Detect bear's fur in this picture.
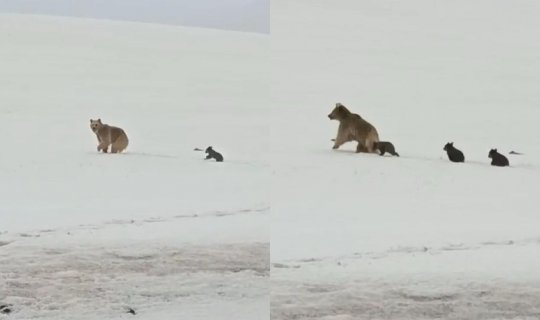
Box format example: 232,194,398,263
328,103,379,153
90,119,129,153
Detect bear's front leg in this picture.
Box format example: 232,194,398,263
333,136,346,149
98,141,109,153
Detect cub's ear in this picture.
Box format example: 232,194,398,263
90,119,92,122
98,118,102,123
450,142,454,145
494,148,497,152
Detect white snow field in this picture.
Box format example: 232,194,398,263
0,14,269,319
271,0,540,319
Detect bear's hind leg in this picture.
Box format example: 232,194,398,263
356,142,368,153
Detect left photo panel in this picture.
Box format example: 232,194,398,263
0,1,269,318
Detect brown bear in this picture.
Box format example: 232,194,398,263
90,119,129,153
328,103,379,153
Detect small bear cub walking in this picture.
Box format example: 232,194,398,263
373,141,399,157
205,146,223,162
443,142,465,163
90,119,129,153
488,149,509,167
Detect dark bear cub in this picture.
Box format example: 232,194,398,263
443,142,465,163
205,146,223,162
373,141,399,157
489,149,509,167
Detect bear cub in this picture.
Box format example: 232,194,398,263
489,149,509,167
373,141,399,157
443,142,465,163
205,146,224,162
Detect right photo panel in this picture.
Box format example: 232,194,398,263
271,0,540,319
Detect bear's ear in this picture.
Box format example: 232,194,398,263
90,119,92,122
494,148,497,152
98,119,102,124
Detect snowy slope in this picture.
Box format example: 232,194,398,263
270,0,540,319
0,14,269,319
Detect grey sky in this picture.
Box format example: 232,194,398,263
0,0,269,33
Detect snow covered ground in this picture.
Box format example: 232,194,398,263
270,0,540,319
0,14,269,319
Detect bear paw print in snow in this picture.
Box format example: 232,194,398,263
0,304,12,314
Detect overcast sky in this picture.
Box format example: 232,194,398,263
0,0,269,33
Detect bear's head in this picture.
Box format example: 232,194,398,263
488,148,497,158
90,119,103,132
443,142,453,151
328,103,350,120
